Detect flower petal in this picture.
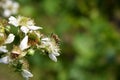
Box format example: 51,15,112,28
5,34,15,44
0,46,8,53
19,35,29,51
53,52,60,56
0,56,9,64
8,16,19,27
41,37,50,42
12,2,19,14
49,54,57,62
20,26,29,34
21,69,33,79
3,9,11,17
28,26,42,30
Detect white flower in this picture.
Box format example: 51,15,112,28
40,37,60,62
0,56,10,64
5,33,15,44
2,0,19,17
0,46,8,53
21,69,33,80
19,35,29,51
8,16,42,34
8,16,19,26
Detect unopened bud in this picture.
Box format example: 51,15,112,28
27,49,35,56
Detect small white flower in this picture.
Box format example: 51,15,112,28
2,0,19,17
19,35,29,51
0,46,8,53
5,33,15,44
8,16,42,34
40,37,60,62
8,16,19,27
0,56,10,64
21,69,33,80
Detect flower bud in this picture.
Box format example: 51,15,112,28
27,49,35,56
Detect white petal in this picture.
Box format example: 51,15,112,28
0,56,9,64
0,46,8,53
28,26,42,30
5,34,15,44
21,69,33,79
20,26,29,34
3,9,11,17
12,2,19,14
41,38,50,41
49,54,57,62
8,16,19,27
19,36,29,51
53,53,60,56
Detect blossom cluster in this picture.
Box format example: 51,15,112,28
0,16,60,80
0,0,19,17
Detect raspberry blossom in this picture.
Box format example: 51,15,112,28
0,15,60,80
0,0,19,17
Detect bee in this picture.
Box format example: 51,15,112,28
51,33,60,44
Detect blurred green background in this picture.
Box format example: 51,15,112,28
1,0,120,80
